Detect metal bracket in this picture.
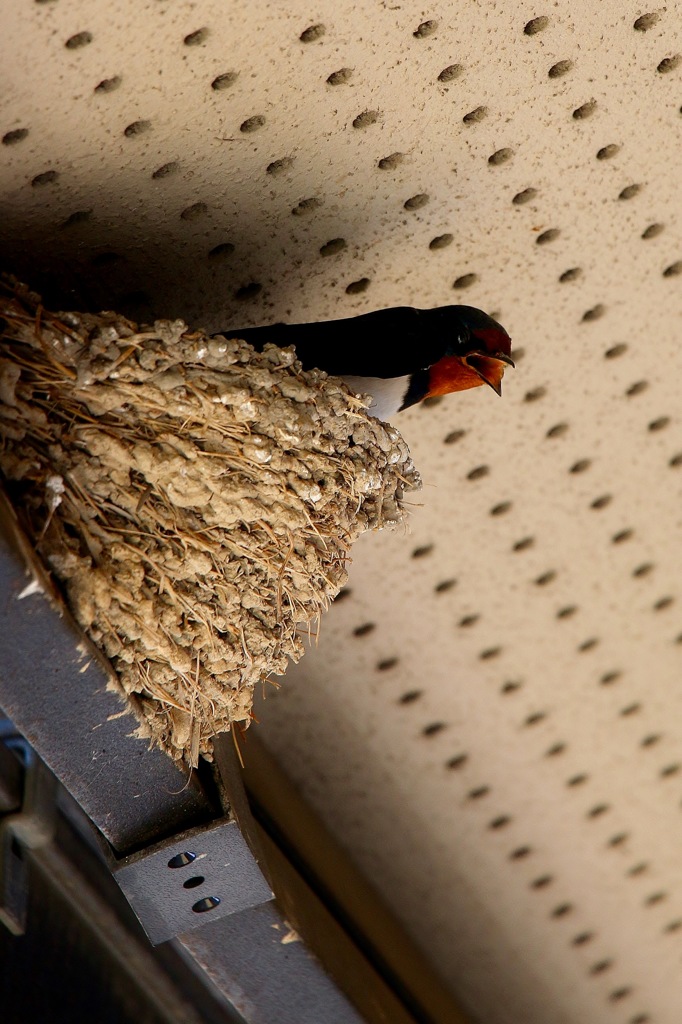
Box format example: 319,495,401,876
114,817,273,946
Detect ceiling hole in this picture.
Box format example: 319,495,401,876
320,238,346,256
547,423,569,438
649,415,670,431
300,23,325,42
336,587,352,601
664,919,682,933
61,210,92,228
479,646,501,660
444,429,466,444
353,622,375,637
620,702,641,716
628,862,648,876
459,614,480,628
531,874,553,889
660,762,681,777
605,342,627,358
619,183,642,200
468,785,490,799
489,815,512,829
546,742,567,757
423,722,447,737
208,242,235,260
510,845,532,859
435,579,456,594
548,60,572,77
211,72,238,90
490,501,512,516
501,680,522,694
567,773,588,786
327,68,353,85
591,494,612,509
453,273,479,289
467,465,489,480
612,528,634,544
582,304,605,322
654,596,674,611
377,657,398,671
513,537,534,552
536,228,560,244
292,197,322,216
578,637,599,652
124,120,151,138
641,223,664,239
590,959,613,975
535,570,556,586
378,152,404,170
572,931,595,946
463,106,488,124
180,202,208,220
600,670,622,685
240,115,265,133
489,148,514,166
557,606,577,619
430,233,453,250
183,876,205,889
670,453,682,467
570,458,591,474
634,12,660,30
663,261,682,277
438,64,463,82
65,31,93,49
152,161,179,179
573,100,597,119
31,170,59,187
552,903,573,918
633,562,654,578
629,1015,650,1024
645,891,667,906
404,193,429,211
400,690,422,704
588,803,610,818
346,278,371,294
446,753,468,769
609,832,629,847
559,267,581,282
513,187,537,205
641,733,661,747
657,55,681,73
3,128,29,145
353,110,380,129
596,143,620,160
525,386,546,402
267,157,294,176
184,28,209,46
524,16,549,35
525,711,547,726
414,20,438,38
412,544,433,558
234,283,262,301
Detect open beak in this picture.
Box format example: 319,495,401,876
465,350,515,396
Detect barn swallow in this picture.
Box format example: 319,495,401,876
223,304,513,420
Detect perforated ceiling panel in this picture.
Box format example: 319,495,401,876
3,2,682,1022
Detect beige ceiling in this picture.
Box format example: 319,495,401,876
2,2,682,1022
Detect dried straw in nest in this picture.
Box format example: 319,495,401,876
0,276,420,764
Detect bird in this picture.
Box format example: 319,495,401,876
222,304,513,421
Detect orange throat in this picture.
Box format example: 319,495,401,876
427,354,489,396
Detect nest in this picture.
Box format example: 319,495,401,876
0,276,420,763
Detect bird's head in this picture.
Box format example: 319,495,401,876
427,305,514,398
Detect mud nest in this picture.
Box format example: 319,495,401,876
0,276,420,763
